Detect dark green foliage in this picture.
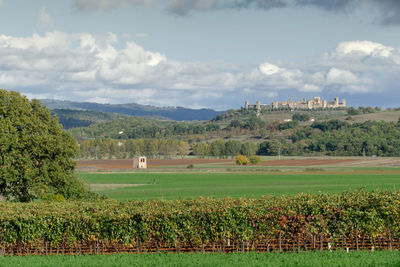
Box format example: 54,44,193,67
240,142,257,157
258,140,281,156
347,107,360,116
277,120,298,130
205,123,220,131
210,139,226,157
225,140,242,157
41,99,223,121
190,118,400,157
311,120,348,132
51,109,126,129
229,119,241,128
357,106,380,114
243,116,266,130
292,120,400,156
292,112,310,122
0,90,89,201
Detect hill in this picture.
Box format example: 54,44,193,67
345,109,400,123
68,107,400,142
41,99,224,121
51,109,128,129
212,108,400,127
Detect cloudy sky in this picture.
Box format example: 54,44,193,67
1,0,400,110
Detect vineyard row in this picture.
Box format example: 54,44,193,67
0,190,399,254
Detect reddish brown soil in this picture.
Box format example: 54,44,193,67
222,159,359,167
76,158,364,171
77,158,234,170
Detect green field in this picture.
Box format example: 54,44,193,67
1,251,399,267
80,171,400,201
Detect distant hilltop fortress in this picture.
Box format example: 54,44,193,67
245,97,346,111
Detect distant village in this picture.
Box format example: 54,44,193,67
245,97,346,112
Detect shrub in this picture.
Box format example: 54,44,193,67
187,164,194,169
347,107,360,115
235,155,249,165
249,155,262,165
292,113,310,122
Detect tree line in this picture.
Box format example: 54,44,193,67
79,138,190,159
70,117,221,142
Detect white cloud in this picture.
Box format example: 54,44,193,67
326,68,359,85
0,31,399,108
259,63,280,75
336,40,393,58
0,31,241,107
39,6,53,28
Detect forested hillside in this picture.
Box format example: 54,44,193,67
52,109,128,129
69,116,214,141
41,99,224,121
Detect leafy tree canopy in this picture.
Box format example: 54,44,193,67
0,90,89,202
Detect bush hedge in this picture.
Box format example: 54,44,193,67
0,190,399,247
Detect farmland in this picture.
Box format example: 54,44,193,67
78,157,400,201
1,158,399,266
80,171,400,201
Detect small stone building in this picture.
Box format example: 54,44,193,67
133,156,147,169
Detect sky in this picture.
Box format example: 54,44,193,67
0,0,400,110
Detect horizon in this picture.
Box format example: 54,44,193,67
40,96,396,112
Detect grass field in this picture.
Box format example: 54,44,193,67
1,251,399,267
80,171,400,201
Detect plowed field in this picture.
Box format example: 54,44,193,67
76,157,400,171
224,159,359,166
77,158,233,171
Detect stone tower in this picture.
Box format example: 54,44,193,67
334,97,339,107
133,156,147,169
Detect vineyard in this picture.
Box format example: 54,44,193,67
0,190,399,255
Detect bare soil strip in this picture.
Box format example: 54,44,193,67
220,159,359,167
77,157,400,171
77,159,233,170
88,184,148,191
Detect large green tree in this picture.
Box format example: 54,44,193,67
0,90,88,202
